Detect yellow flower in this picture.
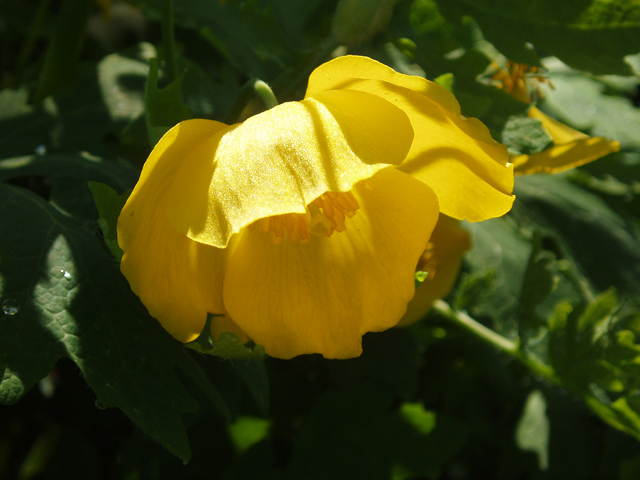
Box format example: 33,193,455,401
512,106,620,175
490,60,620,175
399,61,620,328
398,215,472,327
490,61,554,104
117,55,514,359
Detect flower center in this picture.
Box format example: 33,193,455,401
489,60,554,104
250,191,361,245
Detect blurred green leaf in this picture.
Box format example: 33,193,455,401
138,0,294,80
31,0,93,102
227,416,271,455
463,217,531,329
517,233,560,335
145,57,192,146
501,116,553,156
540,57,640,150
88,182,130,261
515,389,549,471
281,386,467,480
0,181,229,463
0,154,138,224
234,361,270,416
513,174,640,297
327,329,423,398
0,44,153,160
435,0,640,75
453,269,495,312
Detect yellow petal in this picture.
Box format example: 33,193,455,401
118,119,230,343
306,55,461,115
351,79,514,222
513,107,621,175
222,167,439,359
527,106,587,144
397,216,471,327
165,92,414,248
307,56,514,222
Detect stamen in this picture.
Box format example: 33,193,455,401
489,60,554,104
251,190,363,244
416,242,438,279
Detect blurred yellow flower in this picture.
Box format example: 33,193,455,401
490,61,554,104
398,215,472,327
400,60,620,328
512,106,620,175
117,55,513,359
490,60,620,175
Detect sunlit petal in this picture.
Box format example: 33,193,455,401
118,120,230,342
165,95,413,248
513,107,620,175
222,168,439,359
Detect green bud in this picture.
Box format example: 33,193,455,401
331,0,394,46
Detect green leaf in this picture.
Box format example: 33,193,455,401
88,182,130,261
539,58,640,150
434,72,454,92
0,182,230,463
227,416,271,455
187,331,266,361
0,44,153,161
453,269,496,312
281,386,468,480
31,0,93,102
515,390,549,471
501,116,553,156
463,217,532,329
138,0,294,79
327,329,423,398
234,361,270,416
513,175,640,297
145,58,192,147
435,0,640,75
0,154,139,225
517,232,560,333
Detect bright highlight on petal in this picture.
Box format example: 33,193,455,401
512,107,620,175
308,56,515,222
118,55,515,359
223,168,439,359
165,94,411,248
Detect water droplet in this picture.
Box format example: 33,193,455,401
586,105,596,115
2,299,20,316
95,399,106,410
62,270,72,280
35,144,47,155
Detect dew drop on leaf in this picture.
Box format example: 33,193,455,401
2,299,20,316
35,144,47,155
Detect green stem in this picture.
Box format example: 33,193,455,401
253,80,279,109
162,0,179,84
432,299,560,383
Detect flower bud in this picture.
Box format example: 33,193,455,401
331,0,394,45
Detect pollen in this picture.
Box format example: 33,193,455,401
490,60,554,104
250,191,361,244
